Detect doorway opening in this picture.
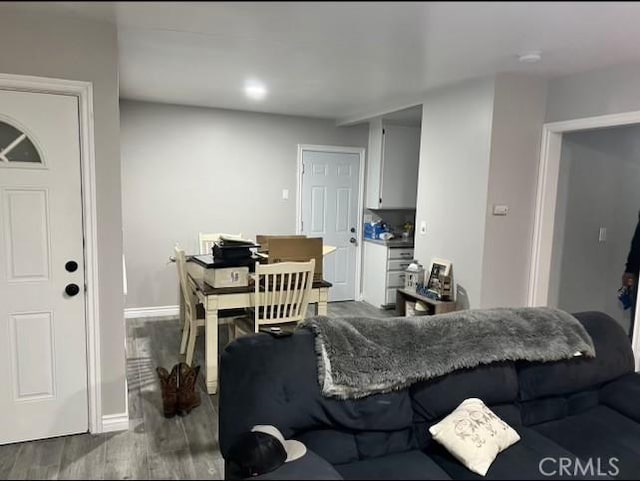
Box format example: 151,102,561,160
529,111,640,369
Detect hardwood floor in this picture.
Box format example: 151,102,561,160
0,301,393,480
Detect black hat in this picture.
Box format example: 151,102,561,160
226,425,307,478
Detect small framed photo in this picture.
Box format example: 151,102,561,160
427,258,451,290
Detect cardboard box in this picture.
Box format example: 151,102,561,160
255,235,306,253
267,237,323,281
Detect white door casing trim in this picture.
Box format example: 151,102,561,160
296,145,366,301
0,73,104,433
528,109,640,370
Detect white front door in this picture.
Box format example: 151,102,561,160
301,149,361,302
0,89,88,444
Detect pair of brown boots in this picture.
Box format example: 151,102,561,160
156,363,201,418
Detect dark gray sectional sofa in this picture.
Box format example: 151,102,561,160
219,312,640,479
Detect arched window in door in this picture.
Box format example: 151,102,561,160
0,120,42,164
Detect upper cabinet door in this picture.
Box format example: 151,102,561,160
379,125,421,209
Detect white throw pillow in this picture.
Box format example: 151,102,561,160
429,398,520,476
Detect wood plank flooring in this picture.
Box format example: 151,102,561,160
0,301,393,479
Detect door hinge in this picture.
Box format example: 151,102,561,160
382,128,385,135
301,220,304,231
301,163,305,174
379,197,383,205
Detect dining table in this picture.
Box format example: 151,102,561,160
184,259,331,394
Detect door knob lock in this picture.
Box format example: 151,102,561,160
65,283,80,297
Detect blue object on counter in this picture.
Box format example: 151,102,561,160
618,285,633,310
364,222,388,240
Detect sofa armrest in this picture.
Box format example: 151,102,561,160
227,450,343,480
600,372,640,423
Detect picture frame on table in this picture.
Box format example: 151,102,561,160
427,258,451,289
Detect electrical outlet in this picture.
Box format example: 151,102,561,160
420,221,427,235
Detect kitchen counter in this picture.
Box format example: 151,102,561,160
363,237,415,248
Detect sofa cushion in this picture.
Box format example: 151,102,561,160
295,427,420,466
249,450,344,480
410,362,519,422
354,429,419,461
600,373,640,423
334,450,451,480
428,426,597,480
295,430,359,465
533,405,640,479
220,331,414,456
520,389,600,426
518,312,634,401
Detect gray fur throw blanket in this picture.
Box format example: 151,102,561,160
298,307,595,399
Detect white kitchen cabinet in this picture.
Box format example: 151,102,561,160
362,241,414,308
366,121,421,209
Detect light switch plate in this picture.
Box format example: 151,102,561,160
282,189,289,200
599,227,607,243
493,204,509,216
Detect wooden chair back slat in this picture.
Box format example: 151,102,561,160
253,260,315,329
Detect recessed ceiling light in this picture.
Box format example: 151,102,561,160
518,51,542,64
245,81,267,100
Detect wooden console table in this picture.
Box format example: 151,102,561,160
395,288,457,316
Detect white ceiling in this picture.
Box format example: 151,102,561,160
6,2,640,122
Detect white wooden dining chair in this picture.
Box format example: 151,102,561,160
198,232,242,255
235,259,315,337
175,244,245,365
175,245,203,366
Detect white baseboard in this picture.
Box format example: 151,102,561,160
101,412,130,433
124,305,179,319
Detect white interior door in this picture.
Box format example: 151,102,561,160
301,149,361,302
0,89,88,444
